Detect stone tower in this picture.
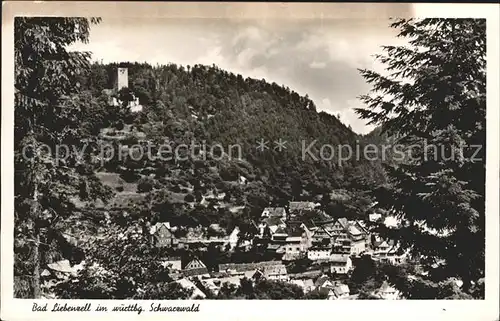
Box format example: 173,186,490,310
117,67,128,90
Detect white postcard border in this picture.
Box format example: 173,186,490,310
2,2,499,321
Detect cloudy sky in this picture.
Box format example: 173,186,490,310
73,16,406,134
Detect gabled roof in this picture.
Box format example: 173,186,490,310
318,287,334,296
264,216,285,227
377,241,389,248
336,218,349,228
377,281,398,293
348,225,362,236
262,207,286,217
150,222,171,235
289,201,317,211
185,258,207,270
314,274,331,288
175,279,207,299
260,264,288,277
301,220,317,229
330,254,349,263
350,220,369,234
274,226,288,235
286,221,305,237
332,284,350,296
312,226,332,238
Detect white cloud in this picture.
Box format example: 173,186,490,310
309,61,326,69
73,18,401,134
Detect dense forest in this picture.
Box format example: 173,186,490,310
68,60,388,232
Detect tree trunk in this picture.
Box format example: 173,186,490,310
32,183,42,299
33,230,41,298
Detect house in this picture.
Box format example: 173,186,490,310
183,258,209,276
369,213,382,222
228,226,240,250
318,287,337,300
175,278,207,299
329,218,370,255
218,261,283,276
332,233,352,255
331,283,350,299
371,281,401,300
314,274,334,290
161,257,182,271
282,239,303,261
307,246,331,261
373,239,390,254
311,226,333,247
200,279,221,296
328,218,348,235
185,258,207,270
252,264,288,281
288,201,317,213
150,222,177,248
261,207,287,220
349,220,369,235
300,220,318,233
258,216,286,238
289,279,315,293
329,254,352,274
314,277,350,300
286,221,313,250
372,239,406,265
272,226,289,242
347,223,368,255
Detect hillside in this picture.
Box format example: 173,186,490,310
74,62,387,232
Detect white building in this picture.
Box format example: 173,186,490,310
228,227,240,250
371,281,401,300
307,247,331,261
329,254,352,274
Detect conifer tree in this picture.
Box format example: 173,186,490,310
356,18,486,298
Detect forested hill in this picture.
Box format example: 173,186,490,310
75,62,386,229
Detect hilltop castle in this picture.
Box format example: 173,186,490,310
110,67,142,112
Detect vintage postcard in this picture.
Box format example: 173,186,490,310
1,2,499,321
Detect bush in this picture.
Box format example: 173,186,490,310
116,186,124,192
115,120,124,130
120,171,140,183
137,177,155,193
184,194,195,202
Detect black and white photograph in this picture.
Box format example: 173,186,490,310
2,2,499,320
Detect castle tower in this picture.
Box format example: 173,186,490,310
117,67,128,90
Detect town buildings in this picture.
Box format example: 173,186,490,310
141,200,406,300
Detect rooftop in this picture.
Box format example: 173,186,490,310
289,201,317,211
150,222,171,235
262,207,286,217
330,254,349,263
